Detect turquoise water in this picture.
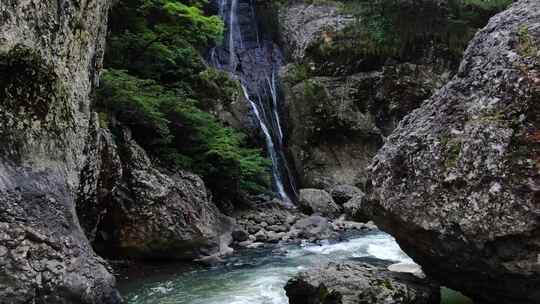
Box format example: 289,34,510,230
442,287,474,304
118,231,472,304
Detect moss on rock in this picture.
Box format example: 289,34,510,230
0,45,71,160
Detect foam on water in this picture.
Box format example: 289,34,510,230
121,231,414,304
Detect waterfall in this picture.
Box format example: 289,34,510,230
211,0,296,204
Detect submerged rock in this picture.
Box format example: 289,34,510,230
285,261,440,304
367,1,540,303
0,0,120,302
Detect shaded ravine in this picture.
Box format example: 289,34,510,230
210,0,296,203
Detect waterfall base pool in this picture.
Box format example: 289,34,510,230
116,231,472,304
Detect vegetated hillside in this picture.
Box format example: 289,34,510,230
98,0,272,205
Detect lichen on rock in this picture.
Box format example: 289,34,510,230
366,0,540,303
0,0,118,302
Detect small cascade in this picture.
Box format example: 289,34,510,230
210,0,296,204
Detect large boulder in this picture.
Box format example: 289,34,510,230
367,1,540,303
77,127,233,260
285,261,440,304
0,1,120,303
343,193,371,223
290,215,335,241
298,189,342,218
330,184,364,205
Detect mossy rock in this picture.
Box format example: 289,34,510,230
0,45,71,160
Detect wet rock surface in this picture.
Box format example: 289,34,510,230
0,1,120,303
233,205,376,248
285,260,440,304
367,1,540,303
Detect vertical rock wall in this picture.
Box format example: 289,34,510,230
0,1,120,303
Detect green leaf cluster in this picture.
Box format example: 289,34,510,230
105,0,223,88
99,70,270,196
337,0,514,62
99,0,271,198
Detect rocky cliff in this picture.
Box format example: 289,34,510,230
367,0,540,303
0,0,120,303
77,123,234,260
278,0,455,190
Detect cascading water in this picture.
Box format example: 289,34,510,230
210,0,296,204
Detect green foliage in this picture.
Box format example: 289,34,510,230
335,0,514,64
196,68,241,108
462,0,513,11
100,0,271,199
283,64,311,85
105,0,223,86
518,26,539,59
98,70,173,147
98,70,270,195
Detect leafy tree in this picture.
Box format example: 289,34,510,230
98,69,270,197
99,0,271,201
338,0,514,61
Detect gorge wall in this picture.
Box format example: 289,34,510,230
366,0,540,303
277,0,458,190
0,0,120,303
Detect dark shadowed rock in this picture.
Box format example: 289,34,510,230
285,261,440,304
279,0,454,190
367,1,540,303
232,228,250,242
343,193,372,223
77,128,233,260
330,185,363,205
298,189,342,218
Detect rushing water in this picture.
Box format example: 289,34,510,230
119,231,413,304
210,0,296,204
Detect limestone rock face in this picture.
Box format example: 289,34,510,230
278,1,453,190
285,261,440,304
367,1,540,303
77,127,234,260
0,1,120,303
278,2,353,62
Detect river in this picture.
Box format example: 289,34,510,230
117,230,472,304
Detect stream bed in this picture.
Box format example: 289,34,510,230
117,230,472,304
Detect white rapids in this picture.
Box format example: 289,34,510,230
121,231,413,304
